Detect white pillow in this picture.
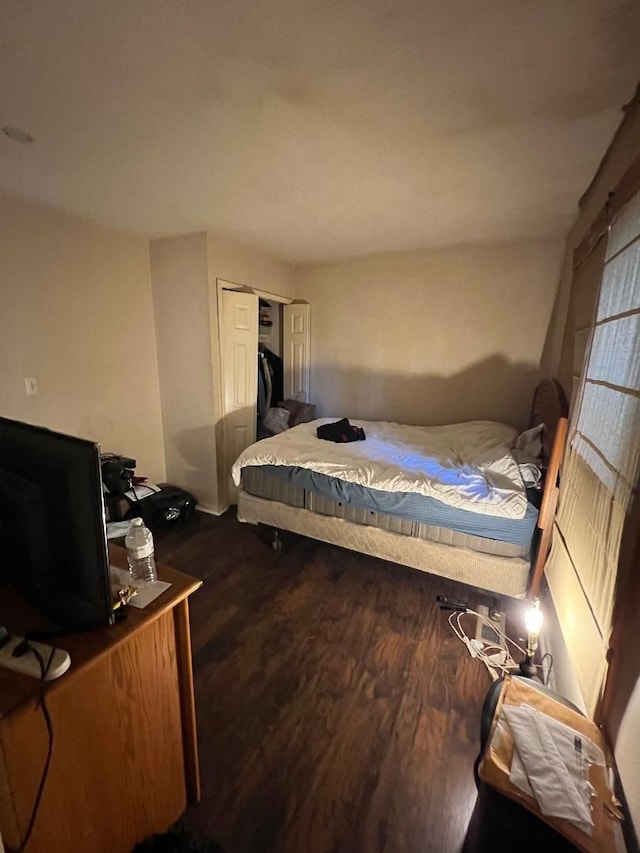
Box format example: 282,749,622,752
262,406,290,435
514,423,544,460
515,457,542,487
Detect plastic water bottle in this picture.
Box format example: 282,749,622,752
125,517,157,583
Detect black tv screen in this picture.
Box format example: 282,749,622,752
0,416,114,631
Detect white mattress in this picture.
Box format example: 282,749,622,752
241,465,528,558
233,418,527,519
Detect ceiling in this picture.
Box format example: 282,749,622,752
1,1,640,264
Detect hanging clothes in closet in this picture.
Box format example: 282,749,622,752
257,345,285,438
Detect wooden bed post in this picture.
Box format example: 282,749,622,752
528,416,568,599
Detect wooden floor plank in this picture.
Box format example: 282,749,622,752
154,510,513,853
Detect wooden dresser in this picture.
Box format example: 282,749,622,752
0,547,201,853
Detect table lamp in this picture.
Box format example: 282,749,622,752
519,597,543,678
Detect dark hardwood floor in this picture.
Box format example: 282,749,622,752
154,510,518,853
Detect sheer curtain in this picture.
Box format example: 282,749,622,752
547,189,640,715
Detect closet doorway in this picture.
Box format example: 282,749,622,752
218,280,310,504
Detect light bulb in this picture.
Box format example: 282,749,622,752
524,598,544,637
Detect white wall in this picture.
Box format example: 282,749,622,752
616,679,640,834
0,192,166,482
296,237,564,428
149,233,216,508
150,230,295,512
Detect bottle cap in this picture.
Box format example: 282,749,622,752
130,517,143,527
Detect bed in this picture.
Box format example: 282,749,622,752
233,380,568,599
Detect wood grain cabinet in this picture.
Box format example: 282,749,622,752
0,549,201,853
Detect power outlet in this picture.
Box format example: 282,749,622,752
24,377,38,396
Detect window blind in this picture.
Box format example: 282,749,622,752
547,189,640,715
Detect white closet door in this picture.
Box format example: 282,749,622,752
283,303,311,402
220,290,258,501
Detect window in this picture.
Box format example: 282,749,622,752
547,189,640,714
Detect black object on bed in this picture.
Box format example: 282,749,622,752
316,418,366,442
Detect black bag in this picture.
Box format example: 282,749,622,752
146,484,197,527
123,484,197,529
101,456,135,495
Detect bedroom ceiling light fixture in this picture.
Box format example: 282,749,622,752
2,125,34,143
519,598,544,678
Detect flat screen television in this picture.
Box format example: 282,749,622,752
0,416,115,632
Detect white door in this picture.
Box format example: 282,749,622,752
283,303,311,402
220,290,258,502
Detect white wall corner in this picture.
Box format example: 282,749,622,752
538,588,588,715
197,503,228,517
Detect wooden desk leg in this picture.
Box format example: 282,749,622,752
173,598,201,804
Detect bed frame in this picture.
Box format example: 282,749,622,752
237,379,568,600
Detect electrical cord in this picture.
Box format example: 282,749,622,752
447,611,516,681
448,607,527,657
541,651,554,687
6,641,56,853
464,607,527,657
446,609,548,682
